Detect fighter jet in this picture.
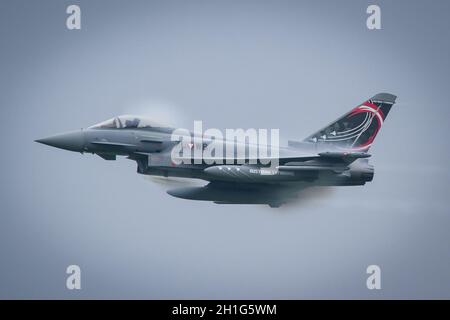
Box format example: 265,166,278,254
36,93,397,207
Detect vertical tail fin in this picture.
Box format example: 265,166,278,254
303,93,397,152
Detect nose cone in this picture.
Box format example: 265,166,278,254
35,130,85,152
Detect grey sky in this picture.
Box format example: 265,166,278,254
1,0,450,298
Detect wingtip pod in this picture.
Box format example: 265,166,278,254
318,151,371,159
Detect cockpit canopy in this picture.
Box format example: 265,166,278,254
89,115,164,129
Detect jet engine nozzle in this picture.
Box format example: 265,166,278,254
350,163,374,182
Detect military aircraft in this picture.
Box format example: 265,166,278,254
36,93,397,207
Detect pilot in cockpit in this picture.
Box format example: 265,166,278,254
124,118,139,128
88,115,167,130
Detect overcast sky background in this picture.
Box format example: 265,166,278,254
1,0,450,298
